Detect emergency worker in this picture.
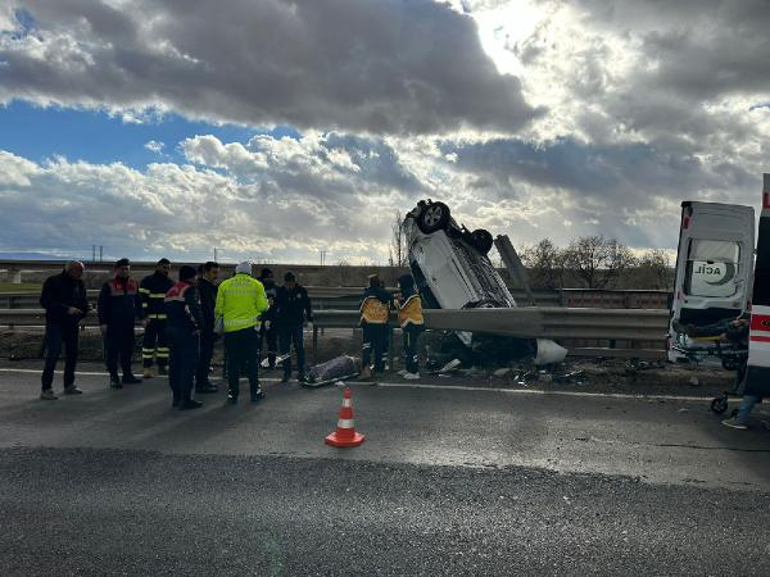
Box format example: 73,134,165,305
139,258,173,378
165,265,204,410
195,261,220,394
397,274,424,380
214,261,269,403
98,258,143,388
359,274,394,379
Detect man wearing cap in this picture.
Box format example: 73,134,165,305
139,258,173,378
38,261,90,400
195,261,220,394
214,261,269,403
165,266,205,410
274,271,313,383
98,258,144,388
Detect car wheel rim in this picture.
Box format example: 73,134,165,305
424,206,443,226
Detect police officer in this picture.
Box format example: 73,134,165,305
98,258,143,389
165,265,204,410
274,271,313,383
214,261,269,403
397,274,424,380
195,261,220,394
258,267,279,370
359,274,394,379
139,258,173,378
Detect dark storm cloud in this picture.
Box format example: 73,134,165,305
0,0,540,134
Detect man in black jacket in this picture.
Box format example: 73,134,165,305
139,258,173,378
258,267,279,370
195,261,220,393
274,272,313,383
39,261,90,400
166,266,205,410
98,258,143,389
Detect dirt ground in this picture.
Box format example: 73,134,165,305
0,328,737,399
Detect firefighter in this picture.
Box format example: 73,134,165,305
214,261,269,404
98,258,143,388
195,261,220,394
359,274,394,379
397,274,424,380
274,271,313,383
139,258,173,378
165,265,205,410
258,267,279,370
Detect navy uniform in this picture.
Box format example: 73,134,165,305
165,266,204,409
397,275,425,377
139,264,173,376
98,259,143,387
359,276,393,377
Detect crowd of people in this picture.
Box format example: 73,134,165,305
37,259,425,409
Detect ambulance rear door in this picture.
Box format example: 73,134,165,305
668,201,755,361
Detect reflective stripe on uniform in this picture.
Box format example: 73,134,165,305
139,288,150,294
149,293,166,298
147,314,168,319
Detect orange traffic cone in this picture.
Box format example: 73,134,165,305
325,388,365,448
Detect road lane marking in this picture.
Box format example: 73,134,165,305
0,368,713,402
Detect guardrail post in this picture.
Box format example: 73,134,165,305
9,268,22,284
312,324,319,364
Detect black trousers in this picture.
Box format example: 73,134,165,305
167,326,199,402
106,320,135,379
41,322,79,390
196,329,216,387
402,324,424,374
224,327,260,397
259,323,278,367
279,324,305,377
362,322,386,373
142,319,169,368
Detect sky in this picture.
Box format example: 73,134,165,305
0,0,768,264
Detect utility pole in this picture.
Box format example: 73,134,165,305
92,245,96,263
320,250,327,266
99,245,103,263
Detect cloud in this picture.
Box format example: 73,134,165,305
144,140,165,154
0,0,540,134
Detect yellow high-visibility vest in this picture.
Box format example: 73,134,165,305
360,296,389,324
214,273,268,333
398,294,424,328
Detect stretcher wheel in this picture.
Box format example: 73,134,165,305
710,397,728,414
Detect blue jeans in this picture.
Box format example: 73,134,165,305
737,395,761,422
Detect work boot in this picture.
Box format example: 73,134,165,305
250,389,266,403
158,365,168,376
142,367,154,379
227,391,238,404
63,385,83,395
109,377,123,389
40,389,58,400
122,374,141,384
722,417,749,430
195,382,219,394
172,396,180,408
178,399,203,411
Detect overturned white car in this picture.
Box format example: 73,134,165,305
404,199,566,365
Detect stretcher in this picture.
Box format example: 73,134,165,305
670,333,748,414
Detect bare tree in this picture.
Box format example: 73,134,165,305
388,210,408,268
520,238,566,289
562,235,636,289
636,249,672,289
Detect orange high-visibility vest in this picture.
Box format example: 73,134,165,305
398,294,424,328
360,296,389,324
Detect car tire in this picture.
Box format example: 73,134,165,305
471,229,494,255
417,202,451,234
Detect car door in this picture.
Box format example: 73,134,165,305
668,201,755,361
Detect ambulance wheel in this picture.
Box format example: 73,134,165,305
417,202,450,234
471,229,494,255
710,397,728,414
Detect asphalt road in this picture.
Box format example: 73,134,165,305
1,368,769,576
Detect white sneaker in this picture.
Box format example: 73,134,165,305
403,372,420,380
397,369,407,377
